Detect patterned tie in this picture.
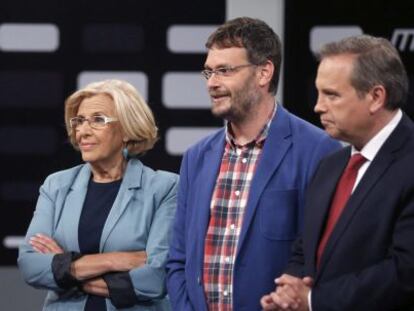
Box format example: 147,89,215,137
316,153,367,268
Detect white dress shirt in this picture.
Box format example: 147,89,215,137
351,109,402,191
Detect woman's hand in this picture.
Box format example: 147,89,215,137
29,233,147,281
108,251,147,271
82,277,109,297
29,234,64,254
71,251,147,281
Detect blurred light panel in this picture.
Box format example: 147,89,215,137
163,72,210,108
166,127,220,155
77,71,148,101
310,26,363,55
167,25,218,53
0,23,59,52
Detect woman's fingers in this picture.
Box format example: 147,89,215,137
29,234,64,254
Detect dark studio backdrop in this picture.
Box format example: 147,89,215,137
284,0,414,125
0,0,226,266
0,0,413,269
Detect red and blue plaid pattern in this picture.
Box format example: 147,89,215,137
203,116,272,311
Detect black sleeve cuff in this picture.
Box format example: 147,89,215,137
103,272,139,308
51,252,83,289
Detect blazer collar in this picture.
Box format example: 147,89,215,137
194,131,226,259
193,106,293,264
61,159,143,252
307,148,349,273
237,105,293,255
71,158,143,191
55,164,90,252
100,159,143,250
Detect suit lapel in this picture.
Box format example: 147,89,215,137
57,164,91,252
307,149,350,273
318,116,412,273
194,132,226,258
100,159,142,251
236,106,292,254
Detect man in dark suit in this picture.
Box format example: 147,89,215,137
166,17,340,311
261,35,414,311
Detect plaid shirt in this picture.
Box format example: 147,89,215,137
203,106,275,311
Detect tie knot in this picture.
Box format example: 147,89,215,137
347,153,366,172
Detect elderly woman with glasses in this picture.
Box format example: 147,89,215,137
18,79,177,311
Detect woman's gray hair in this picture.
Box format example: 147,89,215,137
65,79,158,155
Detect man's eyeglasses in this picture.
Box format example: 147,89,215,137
69,115,118,129
201,64,256,80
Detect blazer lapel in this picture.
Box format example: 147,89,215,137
307,149,350,273
236,106,292,254
57,164,91,252
318,116,412,273
100,159,142,251
194,132,226,258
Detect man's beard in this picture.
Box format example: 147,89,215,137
210,77,259,123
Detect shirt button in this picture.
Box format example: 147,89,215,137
230,224,236,230
236,149,242,155
242,158,247,163
225,256,231,263
235,190,240,196
223,290,229,296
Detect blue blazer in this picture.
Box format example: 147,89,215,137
166,105,341,311
18,158,178,311
286,114,414,311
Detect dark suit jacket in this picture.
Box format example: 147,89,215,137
166,105,341,311
286,114,414,311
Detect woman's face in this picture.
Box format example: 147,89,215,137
74,94,125,168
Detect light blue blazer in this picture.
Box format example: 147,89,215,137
18,158,178,311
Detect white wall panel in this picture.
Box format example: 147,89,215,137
77,71,148,101
163,72,210,108
167,25,218,53
166,127,220,155
0,23,59,52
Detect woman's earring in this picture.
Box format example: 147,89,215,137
122,147,129,159
122,139,129,159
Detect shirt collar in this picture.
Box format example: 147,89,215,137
225,103,277,148
352,109,402,161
